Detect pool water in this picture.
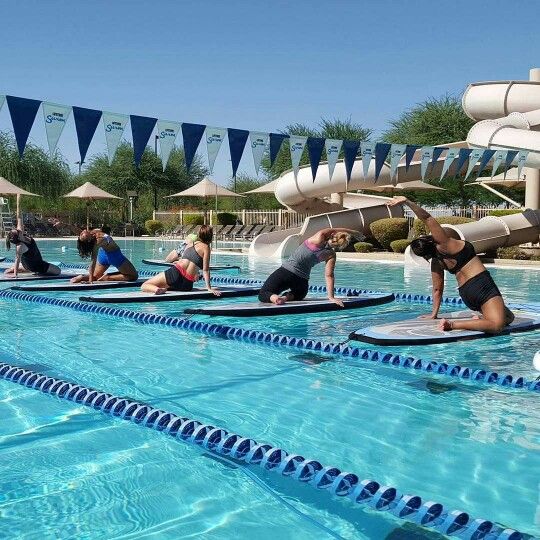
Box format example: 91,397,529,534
0,239,539,539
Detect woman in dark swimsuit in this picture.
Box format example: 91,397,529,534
141,225,220,296
387,196,514,334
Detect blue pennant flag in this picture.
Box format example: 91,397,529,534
306,137,325,181
130,115,157,168
504,150,519,179
343,140,360,182
6,95,42,157
475,149,496,178
430,146,446,174
269,133,288,166
374,142,391,181
228,128,249,177
405,145,421,171
181,123,206,172
454,148,472,176
73,106,102,164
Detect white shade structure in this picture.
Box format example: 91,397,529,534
0,177,40,229
466,167,526,190
63,181,122,230
363,180,447,194
242,179,278,194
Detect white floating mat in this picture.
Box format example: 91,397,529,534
184,293,395,317
11,279,146,292
142,259,240,271
0,269,81,282
80,285,260,304
349,309,540,345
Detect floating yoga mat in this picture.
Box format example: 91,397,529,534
349,309,540,345
184,293,395,317
11,279,146,292
142,259,240,271
80,285,261,304
0,270,81,282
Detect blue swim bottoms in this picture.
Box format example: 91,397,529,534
97,247,127,268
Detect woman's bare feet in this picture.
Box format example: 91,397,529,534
70,275,85,283
154,287,167,295
438,319,453,331
270,294,287,305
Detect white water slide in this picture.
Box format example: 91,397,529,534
250,73,540,259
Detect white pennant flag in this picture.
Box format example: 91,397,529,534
0,95,5,113
290,135,307,178
490,149,508,179
516,150,529,181
249,131,269,175
157,120,181,171
102,111,129,165
42,102,71,156
420,147,435,180
389,144,406,182
206,126,227,174
440,148,459,180
464,148,485,181
361,141,375,179
325,139,342,181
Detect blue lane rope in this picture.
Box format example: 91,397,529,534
0,361,525,540
0,289,538,395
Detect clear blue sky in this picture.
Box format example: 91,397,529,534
1,0,540,185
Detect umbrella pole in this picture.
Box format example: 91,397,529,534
86,201,90,230
16,194,21,230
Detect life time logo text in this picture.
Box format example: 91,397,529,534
45,112,66,124
251,137,266,149
160,128,177,139
105,121,124,133
207,133,224,144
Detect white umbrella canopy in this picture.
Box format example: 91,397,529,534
242,179,277,194
466,167,526,190
364,180,447,193
0,177,40,229
63,182,122,230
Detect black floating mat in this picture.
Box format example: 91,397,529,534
80,285,260,303
184,293,395,317
349,309,540,345
142,259,240,271
11,279,146,292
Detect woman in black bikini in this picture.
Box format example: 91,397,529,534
387,196,514,334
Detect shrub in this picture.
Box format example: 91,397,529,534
145,219,164,235
369,218,409,250
488,209,522,217
390,239,411,253
354,241,374,253
183,214,205,225
412,216,475,237
216,212,237,225
496,246,531,260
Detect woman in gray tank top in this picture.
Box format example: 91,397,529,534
258,227,358,306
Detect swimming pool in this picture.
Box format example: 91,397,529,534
0,239,538,539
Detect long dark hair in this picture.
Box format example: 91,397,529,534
198,225,213,245
77,236,96,259
6,229,22,250
410,235,438,260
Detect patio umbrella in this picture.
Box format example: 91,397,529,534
242,179,277,194
363,180,447,195
167,177,245,224
0,177,40,229
63,181,122,230
465,167,526,190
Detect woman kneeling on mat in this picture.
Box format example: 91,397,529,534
141,225,220,296
258,228,356,306
71,229,138,283
387,196,514,333
4,229,61,277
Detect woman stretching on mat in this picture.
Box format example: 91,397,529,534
141,225,220,296
258,228,356,307
387,196,514,333
71,229,138,283
164,233,198,262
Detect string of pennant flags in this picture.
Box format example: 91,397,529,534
0,94,531,185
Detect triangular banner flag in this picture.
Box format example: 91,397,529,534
205,126,227,174
475,149,496,178
130,115,157,168
440,148,459,180
73,106,102,164
0,95,5,113
306,137,325,181
420,147,435,180
405,145,421,171
325,139,342,181
464,148,485,181
102,111,128,165
228,128,249,177
454,148,472,176
516,150,529,181
343,140,361,182
289,135,308,179
249,131,269,175
157,120,181,171
389,144,406,182
360,141,375,179
269,133,288,166
181,123,206,172
503,150,519,179
490,149,508,179
430,146,446,173
42,102,71,156
6,95,42,157
374,142,391,181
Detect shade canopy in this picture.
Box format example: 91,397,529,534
364,180,447,193
466,168,526,190
63,181,122,200
167,177,245,198
242,179,277,194
0,177,39,197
